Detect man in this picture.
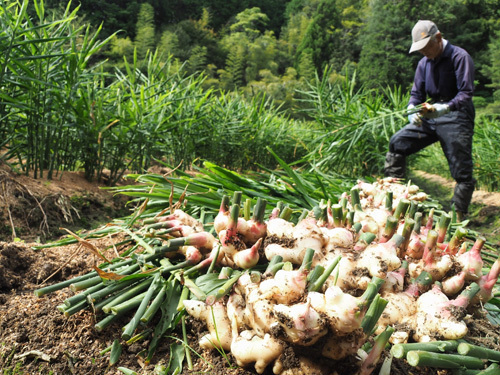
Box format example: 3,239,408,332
384,20,476,221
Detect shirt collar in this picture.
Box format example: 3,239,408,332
433,39,450,63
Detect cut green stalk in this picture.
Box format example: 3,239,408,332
413,212,423,234
87,278,137,304
102,278,154,313
340,196,348,211
182,315,193,370
332,204,343,227
361,294,388,334
218,266,234,279
308,255,341,292
249,271,262,284
358,277,385,311
352,222,362,234
401,218,415,253
243,198,252,220
177,286,190,311
300,248,315,271
406,351,485,369
447,227,469,254
281,261,293,271
297,209,309,222
391,340,461,359
122,274,162,340
167,232,215,250
380,216,398,243
206,246,221,275
354,232,376,252
280,206,293,221
212,273,242,302
385,191,393,212
458,342,500,361
407,200,419,220
70,275,106,292
346,210,355,227
93,290,129,313
264,262,285,277
458,282,480,304
64,282,107,308
160,258,200,276
34,271,99,297
393,198,410,220
63,298,90,317
265,255,284,274
145,221,180,231
95,312,124,331
476,363,500,374
232,191,242,206
307,265,324,284
359,326,394,375
110,290,150,316
71,263,141,292
126,329,153,345
140,282,168,324
178,276,207,301
134,244,185,264
252,198,267,223
350,187,361,210
414,270,433,288
437,213,451,243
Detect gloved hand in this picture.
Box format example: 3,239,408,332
421,103,450,119
407,104,422,126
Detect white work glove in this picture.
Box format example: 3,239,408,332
421,103,450,119
407,104,422,126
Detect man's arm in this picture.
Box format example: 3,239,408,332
448,51,474,111
409,59,427,107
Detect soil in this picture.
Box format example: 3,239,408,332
1,166,500,375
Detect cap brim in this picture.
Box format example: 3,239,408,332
409,37,431,53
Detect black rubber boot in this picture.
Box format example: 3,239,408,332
451,180,476,215
384,152,406,179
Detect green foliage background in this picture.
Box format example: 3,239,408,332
1,0,500,193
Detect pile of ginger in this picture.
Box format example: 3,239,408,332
146,177,498,375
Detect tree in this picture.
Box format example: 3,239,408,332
230,7,270,39
297,48,316,81
158,30,180,59
134,3,155,60
218,8,280,88
357,0,415,90
482,24,500,104
294,0,341,73
187,45,208,75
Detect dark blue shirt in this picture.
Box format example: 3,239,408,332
409,42,475,119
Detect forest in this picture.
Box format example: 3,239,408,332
41,0,500,110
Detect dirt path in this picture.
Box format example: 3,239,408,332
412,170,500,207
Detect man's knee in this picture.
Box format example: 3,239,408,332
384,152,406,178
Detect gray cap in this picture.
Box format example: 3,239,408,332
409,20,438,53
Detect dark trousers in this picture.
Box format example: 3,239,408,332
384,110,475,213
